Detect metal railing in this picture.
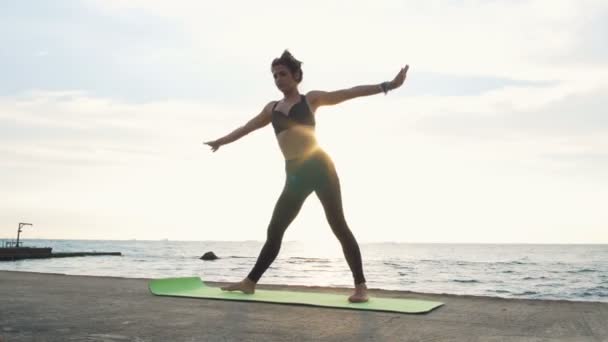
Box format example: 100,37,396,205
1,240,22,248
1,223,33,248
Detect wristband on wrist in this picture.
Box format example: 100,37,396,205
380,81,391,95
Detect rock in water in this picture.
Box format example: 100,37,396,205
200,251,218,260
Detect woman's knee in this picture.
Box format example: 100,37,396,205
330,220,355,240
325,210,348,231
266,226,284,242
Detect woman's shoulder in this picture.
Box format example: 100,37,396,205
305,90,327,107
263,100,279,112
303,91,320,114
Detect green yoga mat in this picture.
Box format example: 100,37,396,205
149,277,443,314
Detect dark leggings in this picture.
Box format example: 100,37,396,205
247,148,366,285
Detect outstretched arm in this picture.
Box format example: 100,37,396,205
204,101,274,152
308,65,409,108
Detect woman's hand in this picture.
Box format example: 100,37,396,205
390,65,409,90
203,140,222,152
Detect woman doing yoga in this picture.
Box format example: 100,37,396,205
204,50,409,302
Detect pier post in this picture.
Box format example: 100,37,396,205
16,223,32,247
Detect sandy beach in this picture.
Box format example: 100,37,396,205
1,270,606,341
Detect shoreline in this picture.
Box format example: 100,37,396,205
1,270,606,305
1,269,605,305
1,270,607,341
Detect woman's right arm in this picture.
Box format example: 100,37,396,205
204,101,274,152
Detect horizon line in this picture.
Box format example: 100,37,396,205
1,237,606,245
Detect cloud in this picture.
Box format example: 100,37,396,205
404,81,608,177
86,0,607,78
0,1,225,102
413,83,608,138
4,0,606,104
537,2,608,67
405,73,556,97
0,90,252,168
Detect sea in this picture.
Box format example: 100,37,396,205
1,239,607,303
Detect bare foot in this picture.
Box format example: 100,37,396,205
221,278,256,294
348,283,369,303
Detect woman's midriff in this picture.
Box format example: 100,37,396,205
276,126,319,161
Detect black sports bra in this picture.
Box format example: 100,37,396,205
271,94,316,135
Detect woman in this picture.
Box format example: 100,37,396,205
204,50,408,302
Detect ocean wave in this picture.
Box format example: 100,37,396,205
490,289,511,294
567,268,598,274
496,261,536,266
522,276,548,280
535,283,560,288
227,256,255,259
286,257,330,264
383,261,401,267
451,279,480,284
578,290,608,298
383,261,414,270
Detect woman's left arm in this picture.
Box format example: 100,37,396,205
308,65,409,108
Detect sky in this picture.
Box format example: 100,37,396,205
1,0,607,244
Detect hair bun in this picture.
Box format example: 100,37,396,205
282,50,301,65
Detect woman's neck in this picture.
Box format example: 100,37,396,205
282,88,300,101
